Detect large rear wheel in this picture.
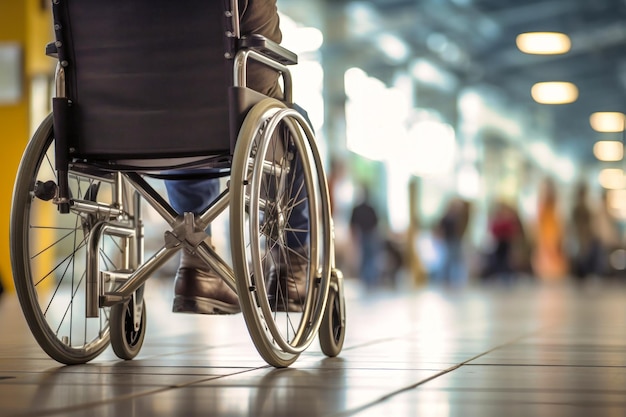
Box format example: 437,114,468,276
230,99,332,367
10,115,135,364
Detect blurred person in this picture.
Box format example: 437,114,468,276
327,157,347,216
380,231,405,288
532,177,567,281
482,200,528,284
594,189,622,278
509,205,533,277
165,0,309,314
327,157,352,272
483,201,520,283
434,197,471,287
349,183,382,289
567,182,600,283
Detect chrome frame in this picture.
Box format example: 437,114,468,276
54,62,66,98
51,0,298,316
84,174,237,311
234,49,293,103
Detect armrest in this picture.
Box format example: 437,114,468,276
239,34,298,65
46,41,58,58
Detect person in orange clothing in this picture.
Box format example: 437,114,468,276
532,177,568,281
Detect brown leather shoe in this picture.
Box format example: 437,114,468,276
172,248,240,315
269,246,309,312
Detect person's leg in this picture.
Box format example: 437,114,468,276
169,0,318,313
362,234,381,289
165,177,220,217
166,177,240,314
438,242,451,285
284,119,309,249
448,240,466,288
268,103,323,312
167,0,282,315
239,0,283,98
240,0,311,251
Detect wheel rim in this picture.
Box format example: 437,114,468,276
10,115,131,363
123,299,143,348
231,99,332,365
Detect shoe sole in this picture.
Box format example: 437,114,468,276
172,295,241,315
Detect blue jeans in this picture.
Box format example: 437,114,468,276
358,232,380,288
438,239,467,287
165,104,311,247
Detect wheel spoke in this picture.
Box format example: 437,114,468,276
29,227,81,260
10,115,124,364
33,238,88,288
230,99,332,367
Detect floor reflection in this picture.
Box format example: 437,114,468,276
4,279,626,416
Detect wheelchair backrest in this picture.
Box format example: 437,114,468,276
51,0,237,160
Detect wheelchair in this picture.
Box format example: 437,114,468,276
10,0,346,368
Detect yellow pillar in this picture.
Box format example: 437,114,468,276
0,1,52,292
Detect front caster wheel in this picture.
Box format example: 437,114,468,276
110,295,147,360
319,273,346,357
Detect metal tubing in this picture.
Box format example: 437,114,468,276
115,173,124,214
132,191,145,330
123,172,178,225
134,191,144,270
230,0,240,38
54,62,66,98
103,245,179,302
86,223,136,317
233,49,293,103
197,188,231,231
194,242,238,293
70,200,125,217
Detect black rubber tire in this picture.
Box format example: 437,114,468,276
10,115,112,364
110,296,147,360
319,284,346,357
230,99,333,367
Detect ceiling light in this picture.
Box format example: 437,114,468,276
608,189,626,211
599,168,625,189
594,141,624,161
410,58,458,92
531,82,578,104
590,112,625,132
516,32,571,55
376,33,410,62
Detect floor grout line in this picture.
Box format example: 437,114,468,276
329,327,555,417
6,366,270,417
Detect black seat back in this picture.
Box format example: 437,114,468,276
52,0,235,159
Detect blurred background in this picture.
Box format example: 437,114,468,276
2,0,626,294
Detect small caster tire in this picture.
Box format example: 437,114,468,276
319,283,345,357
110,296,146,360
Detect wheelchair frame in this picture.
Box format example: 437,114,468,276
10,0,345,368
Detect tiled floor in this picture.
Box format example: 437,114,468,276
2,276,626,416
